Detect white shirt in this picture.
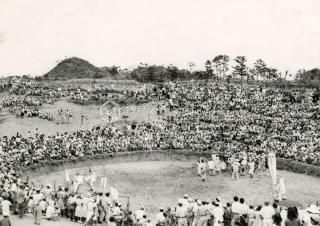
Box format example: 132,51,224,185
239,203,249,215
260,206,275,219
33,193,44,206
46,205,55,218
232,202,242,214
181,198,189,206
156,212,166,224
135,209,145,220
208,161,215,169
232,162,240,171
2,200,11,216
212,206,224,221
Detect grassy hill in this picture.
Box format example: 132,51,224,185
42,57,110,80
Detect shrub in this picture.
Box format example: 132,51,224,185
277,158,320,177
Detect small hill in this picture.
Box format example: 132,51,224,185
42,57,110,80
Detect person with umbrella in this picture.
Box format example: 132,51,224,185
301,205,320,226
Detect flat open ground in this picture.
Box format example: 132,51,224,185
31,161,320,214
0,100,160,136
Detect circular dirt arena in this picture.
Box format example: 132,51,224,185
29,159,320,218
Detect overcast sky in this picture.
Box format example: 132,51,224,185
0,0,319,76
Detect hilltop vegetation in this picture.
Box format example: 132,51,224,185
35,56,318,90
42,57,110,80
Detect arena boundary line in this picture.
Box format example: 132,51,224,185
22,150,320,178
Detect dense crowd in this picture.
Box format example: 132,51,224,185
70,85,156,105
0,78,157,105
0,81,320,225
1,82,320,170
0,178,319,226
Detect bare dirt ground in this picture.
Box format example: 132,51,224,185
0,100,160,137
29,161,320,221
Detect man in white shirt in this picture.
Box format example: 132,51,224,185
260,201,275,226
156,208,166,226
176,199,188,226
45,200,58,221
212,202,224,226
33,188,44,225
239,198,249,215
1,197,11,217
181,194,189,206
208,159,215,176
231,196,242,226
232,160,240,180
134,206,146,222
248,159,255,178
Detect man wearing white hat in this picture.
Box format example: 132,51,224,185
212,202,224,226
176,199,188,226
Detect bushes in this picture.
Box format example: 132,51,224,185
277,158,320,177
23,151,320,178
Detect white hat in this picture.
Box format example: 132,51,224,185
178,199,183,204
307,205,320,214
197,200,202,205
184,194,188,198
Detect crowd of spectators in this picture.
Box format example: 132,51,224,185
0,81,320,225
1,82,320,169
0,178,319,226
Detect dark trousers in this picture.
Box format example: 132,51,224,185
68,205,76,220
18,202,25,218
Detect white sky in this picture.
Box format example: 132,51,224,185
0,0,319,76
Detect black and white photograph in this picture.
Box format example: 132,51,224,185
0,0,320,225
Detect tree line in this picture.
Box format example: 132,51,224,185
32,55,318,88
125,55,296,86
